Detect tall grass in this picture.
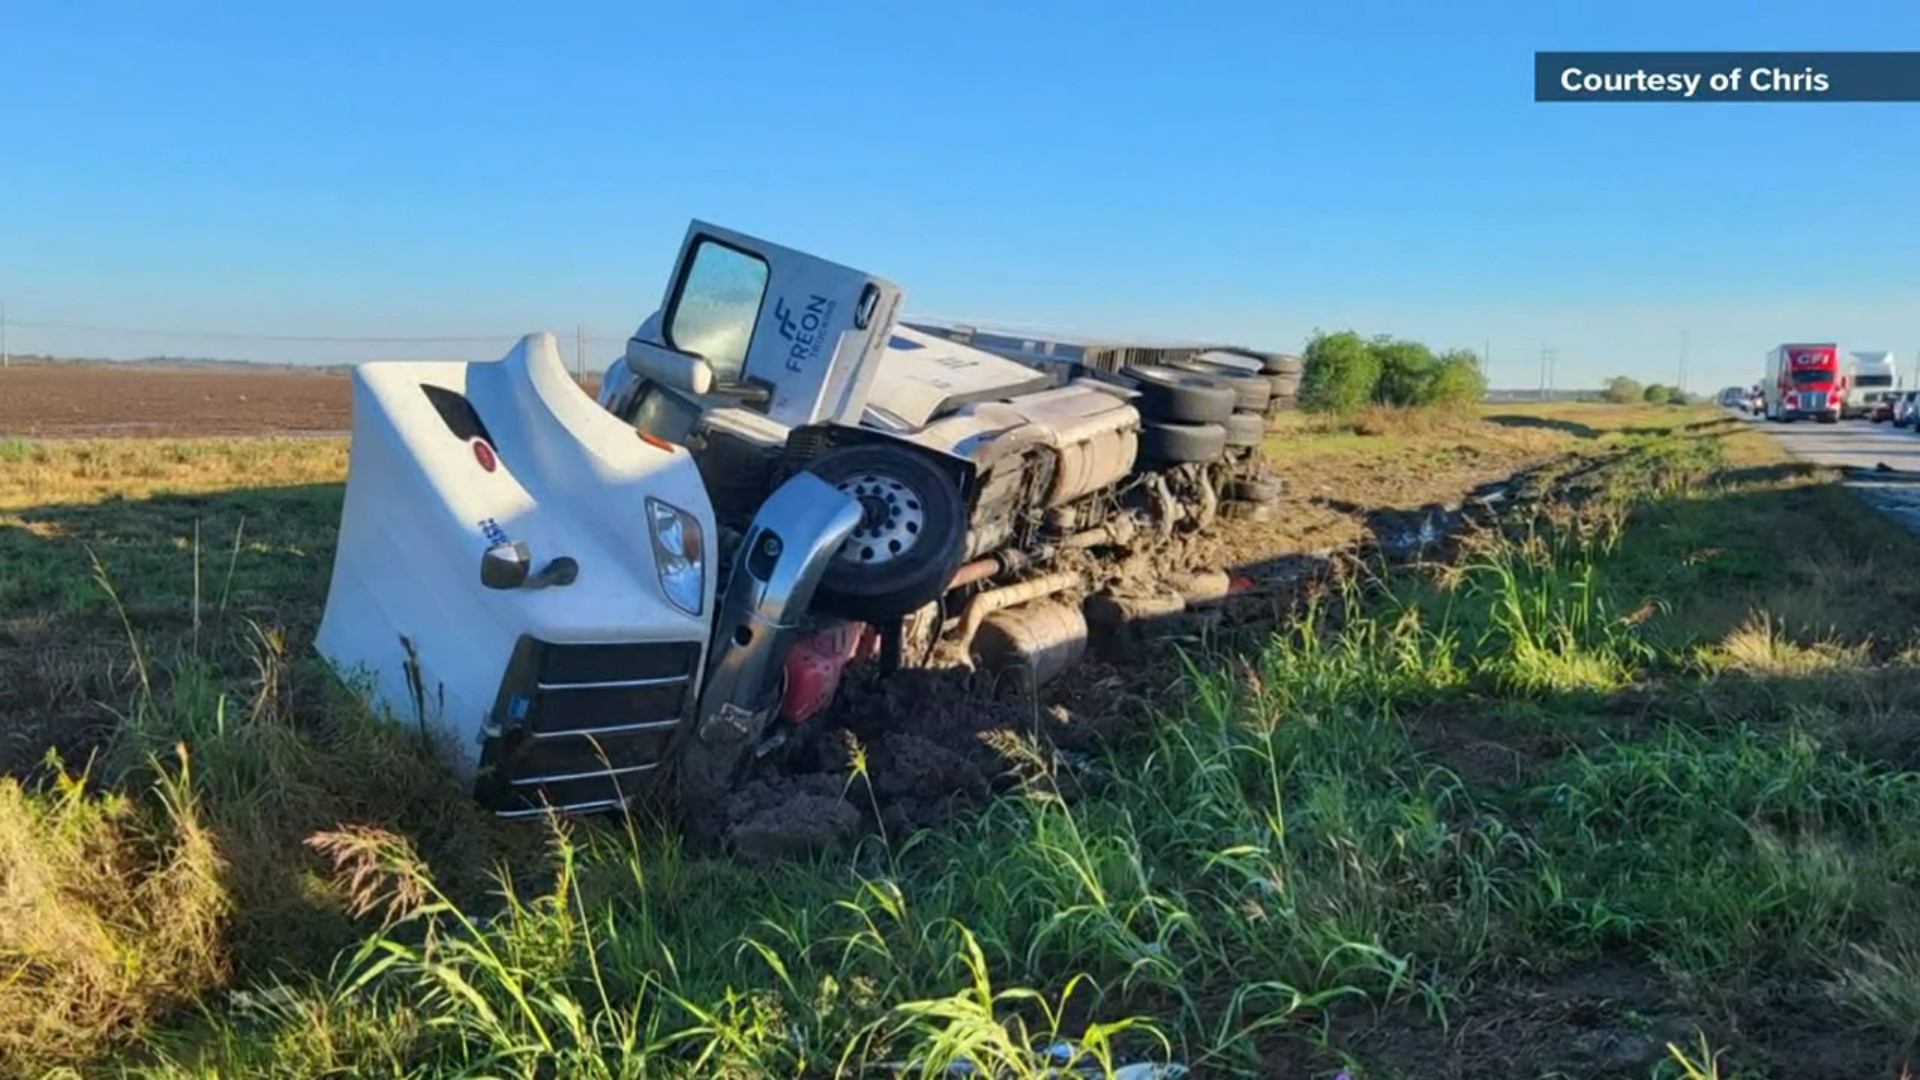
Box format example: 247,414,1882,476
0,746,228,1074
14,422,1920,1076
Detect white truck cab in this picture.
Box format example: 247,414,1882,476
318,217,1273,831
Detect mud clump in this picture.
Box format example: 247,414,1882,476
716,663,1131,857
862,733,991,830
722,773,862,863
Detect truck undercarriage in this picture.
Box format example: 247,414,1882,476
315,220,1302,833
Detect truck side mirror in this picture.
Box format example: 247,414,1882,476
481,542,532,590
625,340,716,397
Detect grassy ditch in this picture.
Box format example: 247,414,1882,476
3,410,1920,1077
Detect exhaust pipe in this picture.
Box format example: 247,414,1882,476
953,569,1082,655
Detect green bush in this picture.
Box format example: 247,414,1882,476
1369,337,1436,407
1298,331,1487,414
1603,376,1644,404
1426,350,1488,409
1300,330,1381,416
1644,384,1672,404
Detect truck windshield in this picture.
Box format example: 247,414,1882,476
1791,370,1833,385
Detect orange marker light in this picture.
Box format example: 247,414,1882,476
637,432,676,454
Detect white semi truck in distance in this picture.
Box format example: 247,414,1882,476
1843,350,1897,419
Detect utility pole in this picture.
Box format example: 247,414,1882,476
575,322,586,381
1539,344,1558,400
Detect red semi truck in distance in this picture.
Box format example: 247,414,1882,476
1762,343,1843,423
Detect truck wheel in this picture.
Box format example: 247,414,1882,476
1139,421,1228,464
1223,412,1265,448
805,445,967,621
1122,366,1237,425
1161,359,1272,412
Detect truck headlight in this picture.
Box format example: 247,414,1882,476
646,498,705,617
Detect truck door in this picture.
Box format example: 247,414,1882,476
641,221,906,430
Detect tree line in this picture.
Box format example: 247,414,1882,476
1297,330,1488,415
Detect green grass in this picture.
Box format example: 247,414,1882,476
4,411,1920,1077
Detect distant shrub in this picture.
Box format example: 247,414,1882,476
1369,336,1437,407
1603,376,1644,404
1643,384,1672,404
1426,349,1488,409
1299,331,1487,414
1300,329,1382,416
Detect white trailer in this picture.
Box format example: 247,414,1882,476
1843,350,1897,418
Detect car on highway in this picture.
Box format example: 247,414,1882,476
1894,391,1920,428
1868,392,1899,424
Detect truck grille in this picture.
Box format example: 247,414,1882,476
479,636,700,818
1803,391,1829,411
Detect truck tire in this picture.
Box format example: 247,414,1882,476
1261,354,1305,377
1266,373,1302,398
1161,359,1273,413
1223,412,1265,448
805,445,968,621
1192,351,1264,376
1122,366,1237,425
1139,421,1228,464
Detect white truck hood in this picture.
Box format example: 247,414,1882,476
861,325,1058,431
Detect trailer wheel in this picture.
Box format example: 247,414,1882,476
1261,353,1305,377
1160,359,1272,412
1139,421,1229,464
1223,412,1265,448
1121,366,1237,425
806,445,967,622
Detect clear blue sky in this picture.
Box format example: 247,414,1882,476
4,0,1918,392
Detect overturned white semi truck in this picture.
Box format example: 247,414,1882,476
316,221,1298,827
